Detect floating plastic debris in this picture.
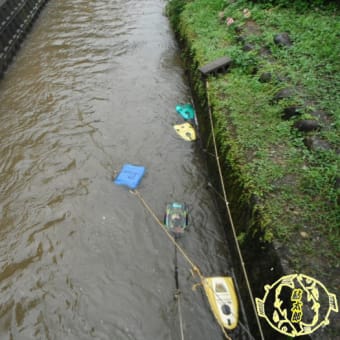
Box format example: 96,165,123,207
176,104,195,121
164,202,188,237
173,122,196,141
114,164,146,189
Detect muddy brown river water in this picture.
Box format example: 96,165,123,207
0,1,251,339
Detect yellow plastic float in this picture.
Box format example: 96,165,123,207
202,276,239,330
173,122,196,141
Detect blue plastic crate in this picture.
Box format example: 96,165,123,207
114,164,146,190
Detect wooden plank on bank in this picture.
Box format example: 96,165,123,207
199,56,232,76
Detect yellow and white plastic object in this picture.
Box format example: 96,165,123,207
173,122,196,141
202,276,239,330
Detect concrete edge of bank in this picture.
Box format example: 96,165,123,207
0,0,49,78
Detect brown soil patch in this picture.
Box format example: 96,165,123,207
243,20,262,36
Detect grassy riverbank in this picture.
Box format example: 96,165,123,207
167,0,339,337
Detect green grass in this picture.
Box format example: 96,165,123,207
167,0,340,291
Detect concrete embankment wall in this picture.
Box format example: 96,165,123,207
0,0,48,78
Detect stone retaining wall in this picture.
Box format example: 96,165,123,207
0,0,48,78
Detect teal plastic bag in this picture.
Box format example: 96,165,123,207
176,104,195,121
